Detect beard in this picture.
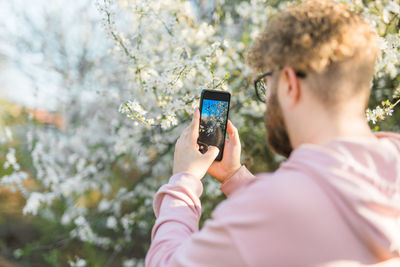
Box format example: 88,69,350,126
264,81,293,158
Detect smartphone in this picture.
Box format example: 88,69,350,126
197,89,231,161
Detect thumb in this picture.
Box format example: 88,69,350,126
204,146,220,161
227,120,240,145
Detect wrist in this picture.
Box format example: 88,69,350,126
221,164,242,184
173,169,202,180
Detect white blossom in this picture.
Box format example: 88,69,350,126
68,257,87,267
106,216,118,229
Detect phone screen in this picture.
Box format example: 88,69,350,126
198,90,230,161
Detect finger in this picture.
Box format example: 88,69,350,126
190,108,200,134
178,127,188,142
226,120,239,144
182,125,191,136
203,145,220,162
177,128,187,142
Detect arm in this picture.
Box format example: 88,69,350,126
145,172,246,267
145,109,249,266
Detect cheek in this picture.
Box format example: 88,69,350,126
276,83,288,116
265,85,272,101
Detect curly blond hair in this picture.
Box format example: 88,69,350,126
246,0,380,103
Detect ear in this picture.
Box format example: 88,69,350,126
281,67,301,108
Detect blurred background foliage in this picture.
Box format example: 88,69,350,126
0,0,399,266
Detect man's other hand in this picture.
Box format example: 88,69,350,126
173,108,220,179
207,120,242,184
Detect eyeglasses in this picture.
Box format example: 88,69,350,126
254,69,307,102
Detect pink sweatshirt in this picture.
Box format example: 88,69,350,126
145,132,400,267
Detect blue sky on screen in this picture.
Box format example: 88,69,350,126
201,99,228,119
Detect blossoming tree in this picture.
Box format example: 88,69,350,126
1,0,399,265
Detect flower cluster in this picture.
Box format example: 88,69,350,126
366,100,397,124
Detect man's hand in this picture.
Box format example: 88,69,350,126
207,120,241,184
173,108,220,179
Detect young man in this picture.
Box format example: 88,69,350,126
145,0,400,266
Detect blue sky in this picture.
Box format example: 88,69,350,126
201,99,228,119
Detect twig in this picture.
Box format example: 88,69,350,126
124,103,159,127
390,98,400,109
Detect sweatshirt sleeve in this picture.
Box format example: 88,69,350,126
145,172,247,267
219,165,257,197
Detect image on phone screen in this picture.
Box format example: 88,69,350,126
198,98,229,160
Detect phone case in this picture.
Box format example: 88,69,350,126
198,89,231,161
